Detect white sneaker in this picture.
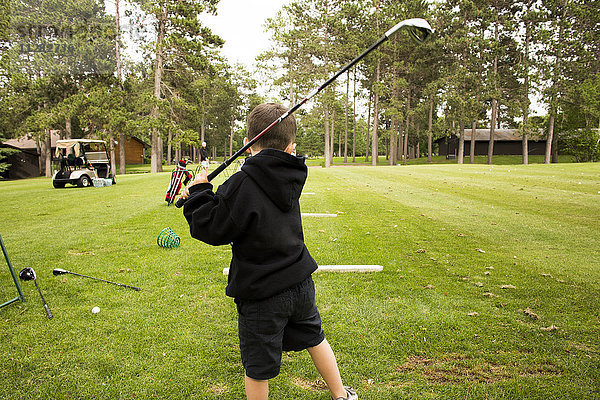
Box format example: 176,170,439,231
331,386,358,400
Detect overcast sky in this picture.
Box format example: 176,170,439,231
104,0,289,71
200,0,290,69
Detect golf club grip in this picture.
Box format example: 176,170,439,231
174,162,230,208
44,304,53,319
174,196,187,208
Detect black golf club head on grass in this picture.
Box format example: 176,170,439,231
19,267,53,319
19,267,36,281
174,17,432,208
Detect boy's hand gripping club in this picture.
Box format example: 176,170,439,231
175,18,432,209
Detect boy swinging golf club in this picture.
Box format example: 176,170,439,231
179,18,432,400
181,103,356,400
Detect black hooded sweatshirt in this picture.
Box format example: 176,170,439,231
183,148,318,300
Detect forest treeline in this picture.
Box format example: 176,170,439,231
1,0,598,176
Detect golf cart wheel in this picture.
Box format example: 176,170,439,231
53,181,66,188
77,175,92,187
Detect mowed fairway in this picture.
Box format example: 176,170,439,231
1,162,599,399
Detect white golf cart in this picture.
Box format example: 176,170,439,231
52,139,116,188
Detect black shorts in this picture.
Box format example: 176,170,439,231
235,276,325,380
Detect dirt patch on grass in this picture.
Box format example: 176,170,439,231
394,354,561,385
67,249,96,256
207,384,228,394
394,355,436,373
424,362,513,384
292,377,327,391
521,363,562,377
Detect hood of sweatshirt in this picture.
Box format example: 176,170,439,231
240,148,307,213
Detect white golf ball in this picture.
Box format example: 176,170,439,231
92,306,100,314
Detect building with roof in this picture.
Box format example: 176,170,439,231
436,129,547,157
1,132,61,180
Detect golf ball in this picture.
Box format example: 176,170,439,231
92,306,100,314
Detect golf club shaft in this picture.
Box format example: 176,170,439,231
34,279,52,319
66,271,141,291
175,26,397,209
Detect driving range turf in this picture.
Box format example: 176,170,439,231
1,162,599,399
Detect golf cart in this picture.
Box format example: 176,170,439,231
52,139,116,188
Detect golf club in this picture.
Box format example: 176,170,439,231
19,267,52,319
175,18,433,208
53,268,141,291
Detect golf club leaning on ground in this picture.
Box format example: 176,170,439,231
18,267,52,319
53,268,141,291
175,18,433,208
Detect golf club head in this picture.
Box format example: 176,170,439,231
53,268,68,276
408,25,432,43
19,267,36,281
386,18,433,43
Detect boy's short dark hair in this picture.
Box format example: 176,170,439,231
247,103,296,151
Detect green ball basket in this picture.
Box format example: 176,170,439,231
157,227,180,248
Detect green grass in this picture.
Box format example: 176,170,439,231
123,154,574,172
1,162,599,399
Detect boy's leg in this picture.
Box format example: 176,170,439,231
307,339,347,399
244,375,268,400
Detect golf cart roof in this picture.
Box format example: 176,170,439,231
56,139,107,149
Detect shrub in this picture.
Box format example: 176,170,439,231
559,128,600,162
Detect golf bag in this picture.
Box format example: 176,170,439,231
165,159,193,205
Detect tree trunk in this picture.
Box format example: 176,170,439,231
397,124,403,163
365,91,371,162
109,133,117,176
457,121,465,164
330,109,335,162
119,133,126,174
115,0,122,82
487,99,497,164
552,131,559,163
44,129,52,177
470,120,476,163
324,104,331,167
428,99,433,163
389,118,397,165
371,58,380,166
201,89,206,143
352,68,356,162
115,0,126,175
545,114,555,164
65,118,72,139
344,70,349,163
230,113,235,158
403,89,411,166
289,53,294,106
167,131,172,165
522,6,530,166
487,23,499,165
151,4,167,173
36,139,42,174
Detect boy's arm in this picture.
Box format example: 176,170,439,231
182,175,242,246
